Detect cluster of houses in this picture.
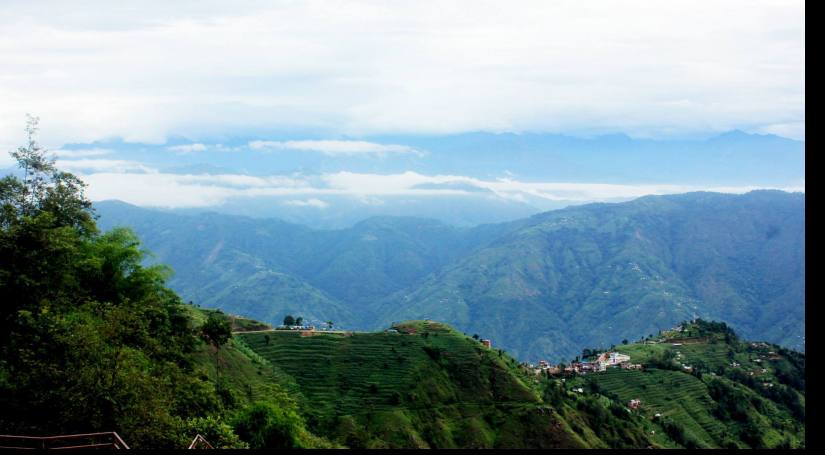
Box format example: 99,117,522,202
275,324,316,331
532,351,642,376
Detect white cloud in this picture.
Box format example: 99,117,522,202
52,148,113,158
55,159,155,173
167,143,207,153
175,173,310,188
82,172,239,207
0,0,805,148
283,198,329,209
249,140,419,156
73,168,804,209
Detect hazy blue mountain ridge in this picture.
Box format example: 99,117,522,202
95,190,804,361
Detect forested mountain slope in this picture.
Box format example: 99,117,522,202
377,191,804,360
97,190,804,361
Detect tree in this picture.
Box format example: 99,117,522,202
201,312,232,378
2,115,93,232
283,315,295,326
295,316,303,326
202,313,232,349
326,320,333,330
472,334,479,340
1,115,96,329
622,339,628,345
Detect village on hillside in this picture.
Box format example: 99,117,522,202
528,351,643,377
528,320,706,377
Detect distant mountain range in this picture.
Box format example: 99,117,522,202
95,190,805,361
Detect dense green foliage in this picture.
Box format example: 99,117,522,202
0,122,324,448
96,188,804,362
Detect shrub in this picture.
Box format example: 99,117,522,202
231,401,312,449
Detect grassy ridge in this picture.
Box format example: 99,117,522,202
237,321,597,448
238,323,536,408
206,316,803,448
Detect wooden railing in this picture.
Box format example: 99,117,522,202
0,432,130,449
187,434,214,449
0,432,214,449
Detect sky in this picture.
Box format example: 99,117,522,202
0,0,805,220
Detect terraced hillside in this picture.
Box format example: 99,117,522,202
586,369,726,447
563,320,805,448
237,321,655,448
188,313,806,448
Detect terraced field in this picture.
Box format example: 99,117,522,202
243,331,417,414
237,321,537,418
674,342,734,371
586,369,726,448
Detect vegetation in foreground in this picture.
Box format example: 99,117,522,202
0,120,331,448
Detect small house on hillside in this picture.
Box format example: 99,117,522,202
481,339,492,348
594,352,631,370
609,352,631,364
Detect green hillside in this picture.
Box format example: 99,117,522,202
561,320,805,448
236,320,663,448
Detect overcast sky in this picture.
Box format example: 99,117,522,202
1,0,805,149
0,1,805,213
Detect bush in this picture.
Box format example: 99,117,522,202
231,401,312,449
215,378,238,409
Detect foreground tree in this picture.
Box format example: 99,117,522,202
0,118,218,447
201,312,233,377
